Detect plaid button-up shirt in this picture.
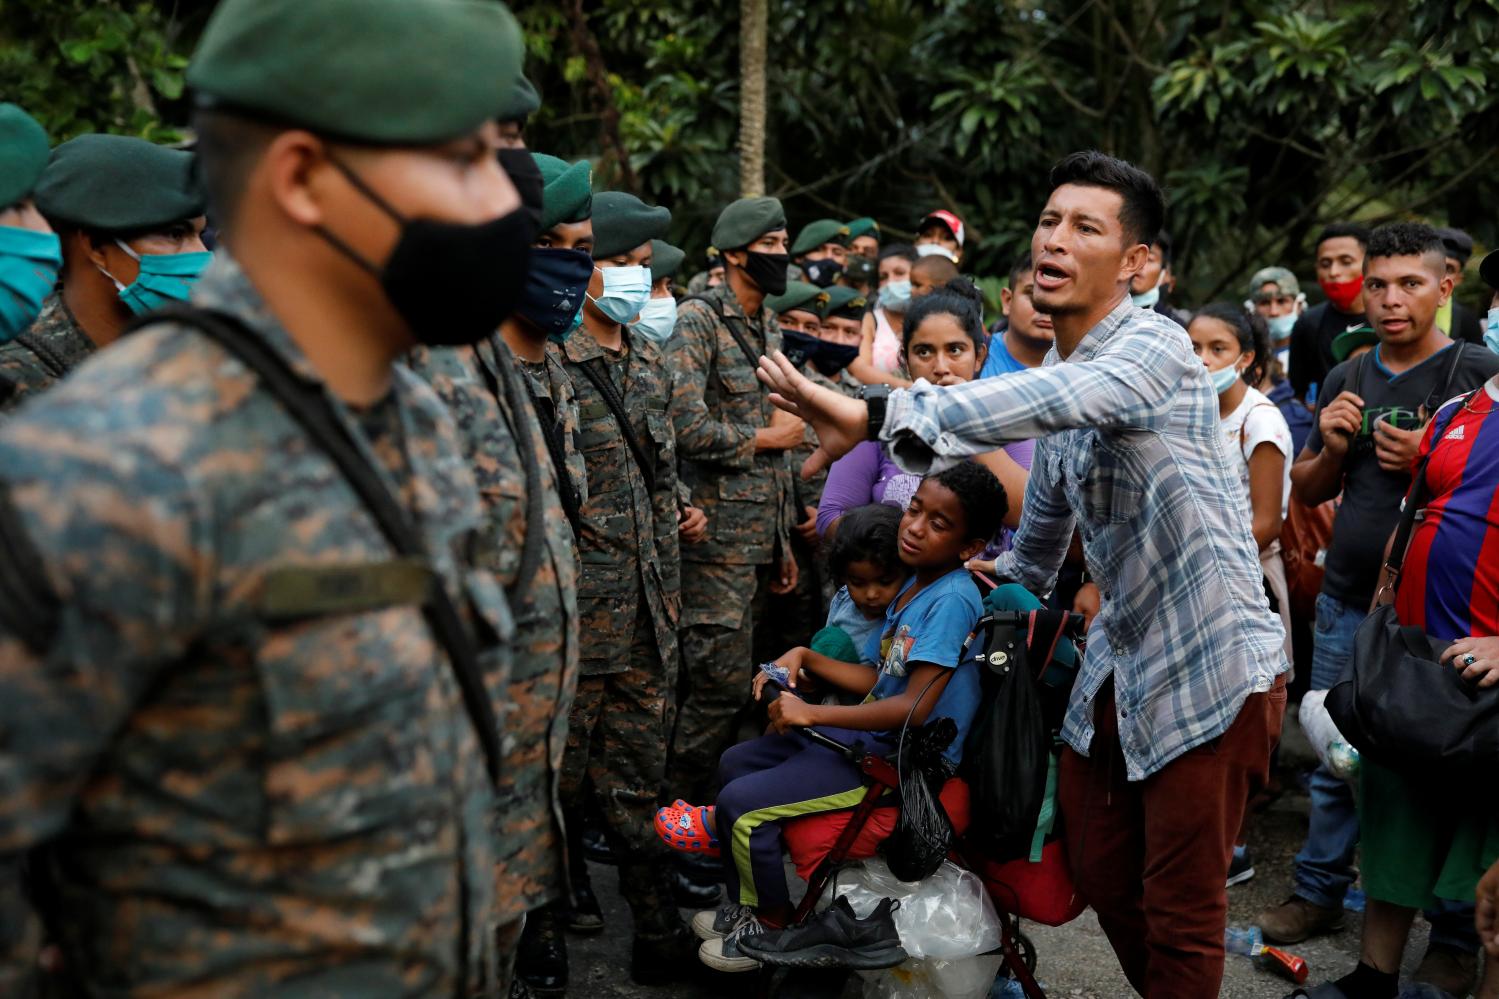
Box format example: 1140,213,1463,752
882,296,1287,780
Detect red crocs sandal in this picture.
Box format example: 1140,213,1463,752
656,801,720,857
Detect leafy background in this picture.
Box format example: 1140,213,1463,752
6,0,1497,311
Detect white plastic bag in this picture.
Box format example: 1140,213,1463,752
832,857,1001,960
1300,689,1360,781
859,954,1003,999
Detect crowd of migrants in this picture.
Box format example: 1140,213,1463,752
4,2,1499,999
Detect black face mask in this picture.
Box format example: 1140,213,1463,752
781,329,859,377
498,147,544,235
803,258,843,288
320,156,534,347
742,250,790,296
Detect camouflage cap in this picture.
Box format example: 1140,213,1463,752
1248,265,1300,301
1331,323,1377,363
791,218,851,256
765,280,828,317
845,217,880,241
591,191,670,259
820,284,868,320
535,153,591,231
810,625,860,664
35,134,204,231
188,0,523,145
711,196,785,251
498,75,540,124
649,239,685,283
0,104,49,209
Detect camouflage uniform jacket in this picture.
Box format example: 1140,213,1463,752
561,328,681,676
518,343,588,522
0,257,511,996
408,332,580,918
794,366,863,504
0,295,95,413
669,283,795,566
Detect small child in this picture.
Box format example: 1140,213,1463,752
677,462,1007,972
823,503,906,662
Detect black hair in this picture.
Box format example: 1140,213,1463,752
1152,230,1173,264
1007,251,1032,285
828,504,903,582
1316,221,1371,252
903,278,985,351
1191,302,1270,386
879,243,918,266
1047,150,1166,250
928,461,1008,543
910,253,959,286
1365,221,1446,265
192,109,279,227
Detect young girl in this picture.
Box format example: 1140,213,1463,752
665,463,1006,972
823,503,906,659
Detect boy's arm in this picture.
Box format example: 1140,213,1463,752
792,647,879,696
769,662,953,733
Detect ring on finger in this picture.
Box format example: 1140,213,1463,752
1463,653,1479,667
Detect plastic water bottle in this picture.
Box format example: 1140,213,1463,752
1225,925,1263,956
1345,886,1366,913
990,978,1029,998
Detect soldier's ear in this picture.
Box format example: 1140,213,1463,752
262,130,337,229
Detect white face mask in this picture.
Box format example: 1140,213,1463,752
1132,275,1162,309
915,243,957,263
629,296,678,343
1208,355,1244,394
587,264,652,325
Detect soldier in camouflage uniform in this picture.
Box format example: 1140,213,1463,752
0,0,531,994
0,105,59,369
406,92,582,995
665,197,805,805
547,192,699,986
0,134,208,412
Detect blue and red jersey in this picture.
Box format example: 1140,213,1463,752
1396,386,1499,641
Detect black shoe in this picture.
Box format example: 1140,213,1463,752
674,849,722,887
1226,847,1256,888
630,928,703,985
582,826,617,866
516,907,568,997
507,978,531,999
673,868,722,908
737,896,907,971
567,882,605,934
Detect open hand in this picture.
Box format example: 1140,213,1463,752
757,350,870,479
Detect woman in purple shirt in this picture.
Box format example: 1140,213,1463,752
817,280,1033,539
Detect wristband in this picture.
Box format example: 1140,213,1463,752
860,384,890,440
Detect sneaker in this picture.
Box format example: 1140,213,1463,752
1227,847,1256,888
698,908,771,973
738,896,908,971
1255,895,1345,945
1413,943,1479,998
567,882,605,934
693,902,748,941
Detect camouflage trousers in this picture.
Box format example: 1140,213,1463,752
752,530,828,667
559,602,681,938
667,559,772,802
493,917,524,996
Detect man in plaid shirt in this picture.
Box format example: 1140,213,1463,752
758,151,1288,997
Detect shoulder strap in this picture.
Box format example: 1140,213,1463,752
1430,341,1467,416
680,293,760,370
14,331,71,379
476,344,551,596
1386,387,1480,580
1346,349,1368,400
527,391,583,538
134,306,504,787
574,356,657,495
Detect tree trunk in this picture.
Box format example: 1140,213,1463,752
738,0,767,197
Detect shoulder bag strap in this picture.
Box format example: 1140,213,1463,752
476,344,551,596
134,306,504,787
527,391,583,539
574,356,657,495
1384,387,1480,584
14,331,71,379
681,293,760,370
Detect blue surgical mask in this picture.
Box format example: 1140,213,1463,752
104,239,212,315
1132,280,1161,309
587,264,651,325
629,295,678,344
0,225,61,343
515,247,594,343
878,279,912,312
1266,311,1297,341
1485,307,1499,356
1210,358,1243,394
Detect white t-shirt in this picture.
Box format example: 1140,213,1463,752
1220,385,1293,518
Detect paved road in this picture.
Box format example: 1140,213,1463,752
564,717,1447,998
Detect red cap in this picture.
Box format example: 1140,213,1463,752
919,209,965,247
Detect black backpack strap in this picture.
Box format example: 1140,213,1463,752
1386,387,1479,582
528,391,583,539
473,343,554,590
681,293,761,370
574,355,657,495
1429,341,1467,416
137,306,504,787
14,331,71,379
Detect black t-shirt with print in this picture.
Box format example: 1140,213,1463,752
1288,301,1366,403
1306,341,1499,607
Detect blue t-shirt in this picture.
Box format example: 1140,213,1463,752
979,330,1028,379
826,586,885,661
860,568,984,764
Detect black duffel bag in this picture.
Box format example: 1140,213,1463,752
1326,396,1499,772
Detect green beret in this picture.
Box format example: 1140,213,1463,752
845,217,880,241
791,218,851,256
650,239,685,283
765,281,828,318
1332,323,1377,363
591,191,670,259
498,75,540,123
820,285,868,320
711,196,786,251
189,0,523,145
535,153,592,231
35,134,204,231
0,105,49,209
810,626,860,665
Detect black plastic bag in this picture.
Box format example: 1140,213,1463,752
883,717,957,882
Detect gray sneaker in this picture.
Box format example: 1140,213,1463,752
692,902,748,942
698,908,771,973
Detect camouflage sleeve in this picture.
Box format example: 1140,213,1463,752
666,303,756,468
0,436,202,991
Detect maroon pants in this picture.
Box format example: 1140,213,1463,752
1058,675,1285,998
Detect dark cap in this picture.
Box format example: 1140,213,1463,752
498,75,541,124
845,217,879,241
791,218,851,256
820,285,867,320
535,153,591,231
0,104,50,209
188,0,524,145
1435,226,1473,266
650,239,684,283
711,196,786,251
591,191,671,259
35,134,204,231
1480,249,1499,292
765,281,828,317
1331,323,1378,363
